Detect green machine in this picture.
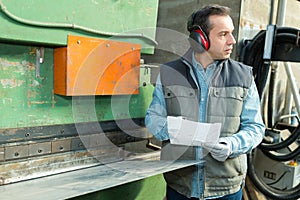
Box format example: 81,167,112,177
0,1,177,199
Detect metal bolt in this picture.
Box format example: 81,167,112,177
59,146,64,151
77,40,81,44
25,132,30,137
38,149,43,154
143,82,147,87
106,43,110,47
14,152,19,157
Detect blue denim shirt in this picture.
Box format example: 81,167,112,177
145,54,265,198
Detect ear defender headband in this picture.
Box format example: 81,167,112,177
187,11,210,52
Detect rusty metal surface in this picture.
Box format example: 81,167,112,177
0,157,200,200
0,142,123,185
0,118,146,144
0,122,152,185
0,151,101,185
0,42,153,129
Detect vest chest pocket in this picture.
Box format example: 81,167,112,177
163,85,199,120
208,87,248,117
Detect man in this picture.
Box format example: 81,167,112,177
145,4,265,200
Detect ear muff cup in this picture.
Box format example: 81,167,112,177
188,27,210,52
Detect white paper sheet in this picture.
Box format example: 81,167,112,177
167,116,221,146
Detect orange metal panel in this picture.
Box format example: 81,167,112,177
54,35,141,96
54,47,67,95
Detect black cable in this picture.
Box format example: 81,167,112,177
247,152,300,200
241,27,300,98
268,64,277,127
259,126,300,151
240,29,270,98
260,144,300,161
242,27,300,200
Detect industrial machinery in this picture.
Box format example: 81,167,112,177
0,1,180,199
241,25,300,199
0,1,299,200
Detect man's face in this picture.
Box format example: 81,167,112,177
207,15,236,60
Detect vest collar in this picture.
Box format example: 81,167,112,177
181,48,228,68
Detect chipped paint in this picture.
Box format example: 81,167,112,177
29,101,51,105
27,90,39,99
0,58,20,69
0,41,150,129
1,98,13,104
0,59,35,75
31,80,40,87
0,79,24,88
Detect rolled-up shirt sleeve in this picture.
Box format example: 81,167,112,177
228,79,266,157
145,75,169,141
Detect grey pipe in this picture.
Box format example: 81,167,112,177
284,62,300,115
0,2,158,46
276,0,287,26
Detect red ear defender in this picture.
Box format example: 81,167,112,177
188,25,210,52
194,29,210,50
187,10,210,52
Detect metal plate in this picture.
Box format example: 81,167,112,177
0,147,4,161
0,118,146,144
29,142,51,156
52,139,71,153
71,138,85,151
5,145,28,160
0,157,201,200
54,35,141,96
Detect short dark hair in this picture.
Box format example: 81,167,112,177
187,4,231,35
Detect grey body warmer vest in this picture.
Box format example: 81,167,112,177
159,50,253,198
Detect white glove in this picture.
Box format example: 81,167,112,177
203,137,232,162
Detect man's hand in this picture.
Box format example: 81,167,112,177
203,138,232,162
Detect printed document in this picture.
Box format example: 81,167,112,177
167,116,221,146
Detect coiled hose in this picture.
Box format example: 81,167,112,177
260,126,300,151
241,27,300,97
259,123,300,162
247,151,300,200
241,27,300,200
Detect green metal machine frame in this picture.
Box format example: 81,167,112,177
0,1,169,199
